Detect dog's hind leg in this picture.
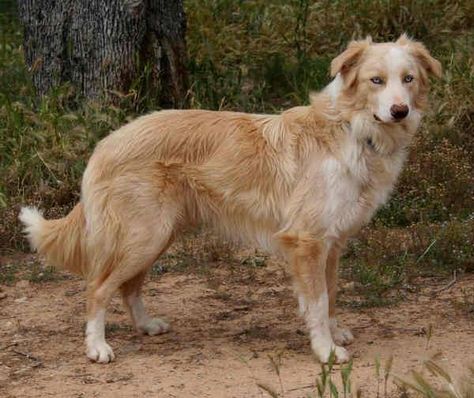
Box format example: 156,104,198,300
85,209,177,363
120,269,170,336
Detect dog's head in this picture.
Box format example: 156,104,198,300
331,34,442,124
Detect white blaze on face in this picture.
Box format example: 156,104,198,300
375,47,414,123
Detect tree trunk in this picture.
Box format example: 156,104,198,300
17,0,189,108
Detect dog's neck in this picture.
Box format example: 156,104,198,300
345,113,417,157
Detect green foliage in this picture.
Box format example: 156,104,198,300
27,262,64,283
0,257,68,284
0,262,17,285
342,217,473,306
151,231,238,275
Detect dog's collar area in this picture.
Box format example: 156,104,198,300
343,121,377,153
366,137,376,151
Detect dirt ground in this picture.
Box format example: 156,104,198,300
1,254,473,398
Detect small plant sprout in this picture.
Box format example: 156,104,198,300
384,356,394,397
375,355,381,398
340,359,353,398
425,324,433,350
268,351,285,396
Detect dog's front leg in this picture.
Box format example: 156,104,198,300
278,231,350,363
327,239,354,346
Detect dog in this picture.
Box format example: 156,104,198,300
19,34,441,364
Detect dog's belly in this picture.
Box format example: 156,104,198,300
194,202,282,253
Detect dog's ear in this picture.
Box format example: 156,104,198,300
397,33,442,78
330,37,371,78
396,33,411,45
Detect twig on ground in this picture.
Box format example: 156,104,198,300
13,349,42,366
433,270,457,294
0,342,18,351
286,383,314,392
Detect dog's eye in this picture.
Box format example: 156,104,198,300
370,77,384,85
403,74,414,83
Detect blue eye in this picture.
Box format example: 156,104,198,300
370,77,384,85
403,74,414,83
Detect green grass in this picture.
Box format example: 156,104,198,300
0,262,18,285
27,261,65,283
150,230,239,276
0,0,473,306
258,351,474,397
0,257,68,285
340,217,474,306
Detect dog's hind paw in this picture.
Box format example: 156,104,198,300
330,319,354,346
332,326,354,346
140,318,170,336
86,340,115,363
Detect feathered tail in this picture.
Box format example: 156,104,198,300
19,203,87,276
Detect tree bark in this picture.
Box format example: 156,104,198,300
17,0,189,108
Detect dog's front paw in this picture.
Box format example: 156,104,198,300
86,340,115,363
312,342,350,364
330,319,354,346
332,345,350,363
139,318,169,336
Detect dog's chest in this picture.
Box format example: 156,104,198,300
320,147,400,237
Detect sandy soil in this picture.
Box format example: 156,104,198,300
0,255,473,397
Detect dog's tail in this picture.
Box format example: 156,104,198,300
19,204,87,276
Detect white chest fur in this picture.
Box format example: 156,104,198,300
320,136,404,239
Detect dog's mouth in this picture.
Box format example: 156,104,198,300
373,114,382,122
373,114,403,124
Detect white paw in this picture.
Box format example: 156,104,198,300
139,318,169,336
86,339,115,363
333,345,350,363
332,326,354,346
312,342,350,364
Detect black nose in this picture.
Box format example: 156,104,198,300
390,104,409,120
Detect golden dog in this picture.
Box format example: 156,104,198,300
20,34,441,364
